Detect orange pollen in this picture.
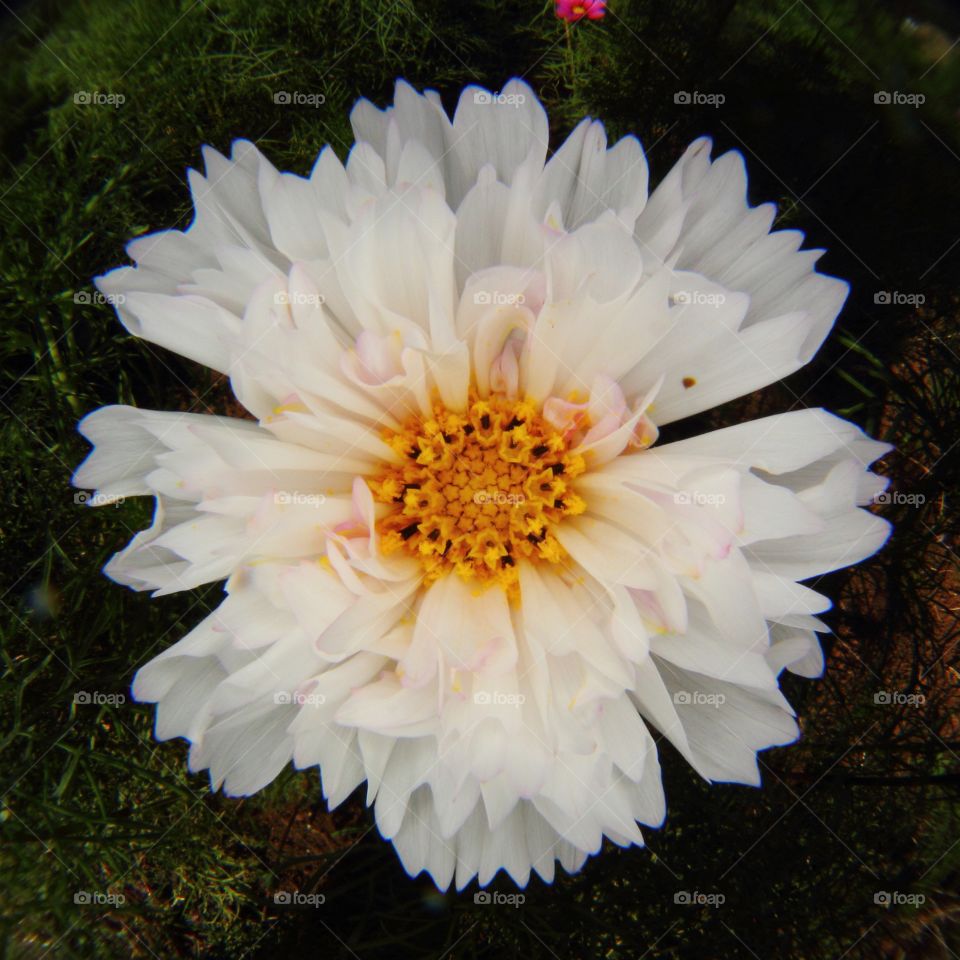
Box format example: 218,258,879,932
370,393,587,595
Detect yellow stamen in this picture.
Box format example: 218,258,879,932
370,393,586,596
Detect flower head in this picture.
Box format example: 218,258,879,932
75,79,891,890
556,0,606,21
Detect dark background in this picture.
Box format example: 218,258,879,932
1,0,958,956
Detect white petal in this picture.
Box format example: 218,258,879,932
447,80,548,204
653,657,798,785
404,576,517,685
189,701,296,796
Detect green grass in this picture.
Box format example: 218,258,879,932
2,0,959,956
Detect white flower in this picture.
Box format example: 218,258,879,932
74,79,891,890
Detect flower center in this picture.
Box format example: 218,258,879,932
371,393,586,593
